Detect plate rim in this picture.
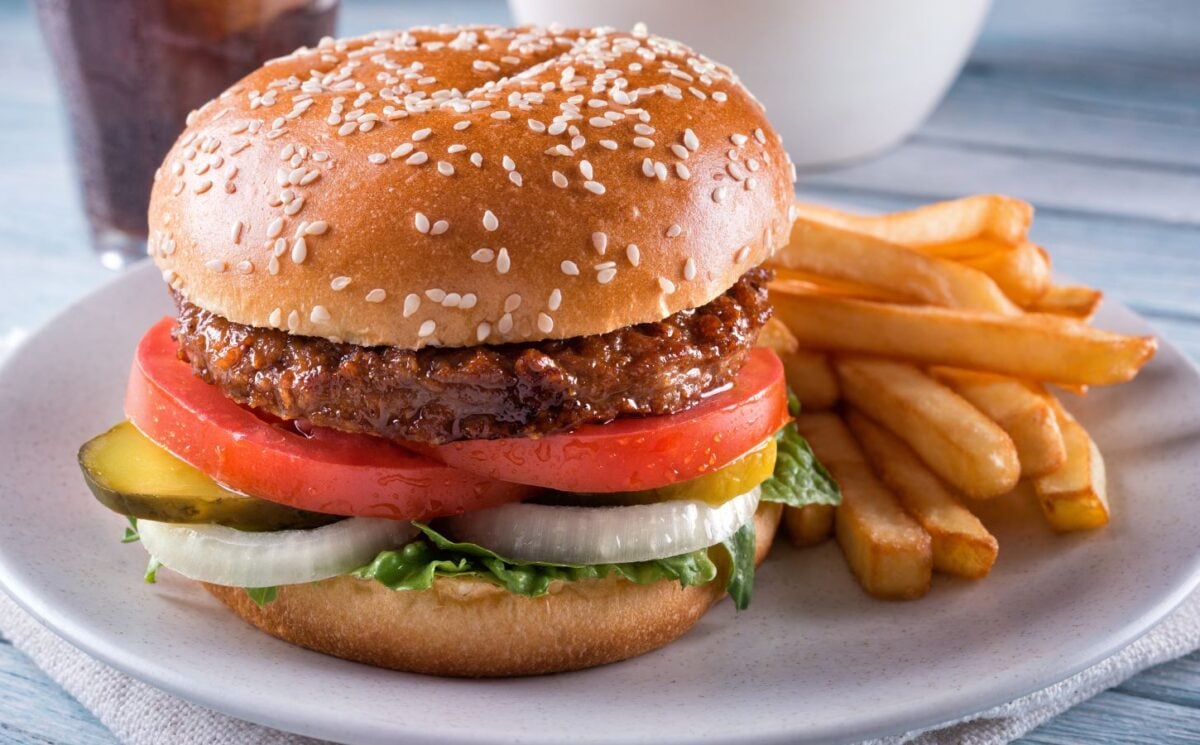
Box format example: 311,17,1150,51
1,260,1199,745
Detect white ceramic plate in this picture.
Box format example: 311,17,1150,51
1,261,1199,745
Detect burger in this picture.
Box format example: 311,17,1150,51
77,24,839,677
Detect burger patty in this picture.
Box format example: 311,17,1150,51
173,268,772,444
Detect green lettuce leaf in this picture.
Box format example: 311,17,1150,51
718,518,756,610
352,522,720,598
244,586,278,607
760,422,841,508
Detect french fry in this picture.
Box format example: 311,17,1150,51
772,288,1157,386
958,240,1052,306
774,219,1020,315
779,348,840,410
1034,399,1110,531
846,410,999,579
1031,284,1103,322
756,317,800,355
785,504,835,547
834,357,1020,499
792,194,1033,246
771,270,910,304
931,368,1067,478
794,413,932,600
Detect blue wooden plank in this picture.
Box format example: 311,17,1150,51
1116,650,1200,709
0,638,116,745
1019,690,1200,745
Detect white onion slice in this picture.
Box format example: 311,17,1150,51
444,487,761,565
138,518,417,587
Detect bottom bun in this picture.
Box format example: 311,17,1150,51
205,502,782,677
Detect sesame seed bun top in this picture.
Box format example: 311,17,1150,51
148,25,796,348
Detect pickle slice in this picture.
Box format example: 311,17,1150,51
79,421,339,531
540,438,777,507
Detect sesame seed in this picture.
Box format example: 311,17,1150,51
269,308,282,327
537,313,554,334
641,159,655,178
596,268,617,284
634,123,656,136
666,224,682,238
361,288,385,304
406,152,429,166
754,128,766,144
735,245,751,262
683,128,700,151
548,121,567,135
633,137,655,149
552,170,568,188
508,171,523,187
570,135,585,150
461,293,478,309
273,238,288,257
338,122,358,136
502,155,515,171
231,220,243,243
561,260,579,276
454,120,471,131
291,238,308,264
412,127,432,141
483,210,499,231
496,248,511,273
431,220,449,235
194,180,213,194
392,143,414,159
504,293,522,313
305,220,328,235
670,144,690,159
498,314,514,334
415,212,430,233
527,119,546,133
267,218,284,238
599,139,618,150
331,276,352,291
588,117,613,128
205,259,227,273
583,180,606,195
470,152,483,167
471,248,495,262
447,144,467,154
713,91,728,102
626,243,641,266
418,320,436,337
442,293,461,308
268,256,280,275
287,310,300,331
548,288,562,311
592,231,607,254
579,160,594,179
676,163,691,180
712,186,728,203
684,257,697,281
426,288,447,303
237,260,254,274
728,162,747,180
476,322,491,342
368,153,387,165
659,277,677,294
310,305,331,323
403,294,420,317
745,177,758,190
654,162,668,180
299,170,320,186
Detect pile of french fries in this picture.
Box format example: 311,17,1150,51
761,195,1156,600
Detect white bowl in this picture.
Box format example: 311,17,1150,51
508,0,992,167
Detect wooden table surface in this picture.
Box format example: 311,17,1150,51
0,0,1197,742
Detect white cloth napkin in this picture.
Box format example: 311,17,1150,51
0,587,1197,745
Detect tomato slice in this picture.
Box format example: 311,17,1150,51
125,318,532,520
420,348,790,493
